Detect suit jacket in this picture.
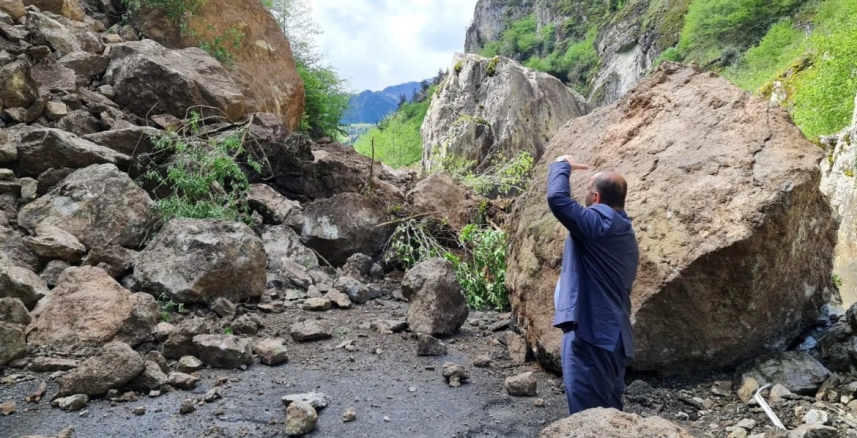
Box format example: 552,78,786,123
546,161,639,358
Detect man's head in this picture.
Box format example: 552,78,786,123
584,172,628,209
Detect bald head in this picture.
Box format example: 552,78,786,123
585,172,628,210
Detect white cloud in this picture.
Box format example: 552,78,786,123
311,0,478,92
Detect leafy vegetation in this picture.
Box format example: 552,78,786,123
429,150,535,198
141,112,262,224
157,293,185,322
352,77,442,169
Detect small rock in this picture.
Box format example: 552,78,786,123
416,333,447,356
28,357,78,372
0,401,15,416
334,276,370,304
711,381,732,397
285,401,317,436
282,392,328,410
179,398,196,415
383,415,391,422
768,383,793,403
487,319,511,332
326,290,352,309
210,298,237,319
133,406,145,415
303,297,331,311
473,355,492,368
342,406,356,422
736,377,759,403
442,362,469,387
726,428,747,438
56,394,88,411
44,101,69,121
193,334,253,369
120,391,138,402
505,372,537,397
144,351,169,374
534,398,545,407
258,301,286,313
804,409,828,425
290,321,332,342
167,372,200,390
736,419,756,430
232,314,263,334
506,332,528,364
176,356,204,374
204,388,222,403
149,390,160,398
253,338,289,366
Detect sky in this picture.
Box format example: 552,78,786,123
311,0,479,92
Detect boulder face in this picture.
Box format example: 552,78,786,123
421,53,590,172
133,219,267,304
18,164,157,249
506,63,838,373
539,408,694,438
300,193,393,267
104,39,246,122
134,0,304,130
26,266,159,353
820,100,857,306
401,258,469,336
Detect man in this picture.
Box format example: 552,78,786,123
546,154,639,415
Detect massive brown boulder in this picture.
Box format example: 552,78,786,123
26,266,158,353
133,219,267,304
506,63,838,373
18,164,158,249
104,39,246,122
133,0,304,129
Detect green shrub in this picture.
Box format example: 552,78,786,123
653,46,682,69
721,19,805,91
298,62,350,139
486,57,501,77
454,60,464,74
429,151,535,198
142,112,261,223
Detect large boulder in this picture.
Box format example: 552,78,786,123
133,0,304,129
0,253,47,309
263,224,318,272
248,184,303,229
26,266,158,353
506,63,838,373
13,128,128,177
820,99,857,306
421,53,590,171
22,224,86,263
22,0,85,21
133,219,267,303
401,258,469,336
104,39,246,122
56,341,144,397
300,193,393,267
18,164,157,249
25,11,80,56
539,408,694,438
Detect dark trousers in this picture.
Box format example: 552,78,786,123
560,330,630,415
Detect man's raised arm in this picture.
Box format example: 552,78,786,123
546,158,612,240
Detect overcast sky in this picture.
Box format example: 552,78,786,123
311,0,479,92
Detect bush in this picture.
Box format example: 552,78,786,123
429,151,535,198
721,19,805,91
141,112,261,223
298,62,350,139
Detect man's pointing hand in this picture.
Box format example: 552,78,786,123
555,155,591,171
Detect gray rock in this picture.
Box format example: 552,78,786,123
127,360,167,392
0,297,30,325
0,253,47,309
277,258,313,290
540,407,694,438
22,223,86,262
59,51,109,76
253,338,288,365
80,244,134,279
144,351,169,374
55,394,88,411
442,362,469,387
369,263,384,280
0,59,37,109
285,401,317,436
422,53,589,173
473,354,492,368
290,321,331,342
167,372,200,390
303,297,331,311
416,333,448,356
248,184,303,228
193,334,252,369
341,253,373,278
505,372,537,397
175,356,203,374
334,276,369,305
57,341,144,397
44,101,69,121
326,290,352,309
735,352,831,396
210,298,236,319
262,224,318,275
55,110,102,137
231,314,262,335
18,164,155,249
282,392,328,409
105,39,246,122
134,219,266,304
28,357,77,372
162,318,217,359
402,258,468,336
179,398,195,415
0,322,25,365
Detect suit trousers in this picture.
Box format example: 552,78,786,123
560,330,630,415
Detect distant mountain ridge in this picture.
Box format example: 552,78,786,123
340,81,422,125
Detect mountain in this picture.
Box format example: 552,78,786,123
340,81,423,125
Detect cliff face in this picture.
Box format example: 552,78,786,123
465,0,690,107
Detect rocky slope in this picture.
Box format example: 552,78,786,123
507,62,838,373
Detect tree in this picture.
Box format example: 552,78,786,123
262,0,351,139
397,94,407,109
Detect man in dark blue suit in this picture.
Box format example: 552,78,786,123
546,155,639,415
